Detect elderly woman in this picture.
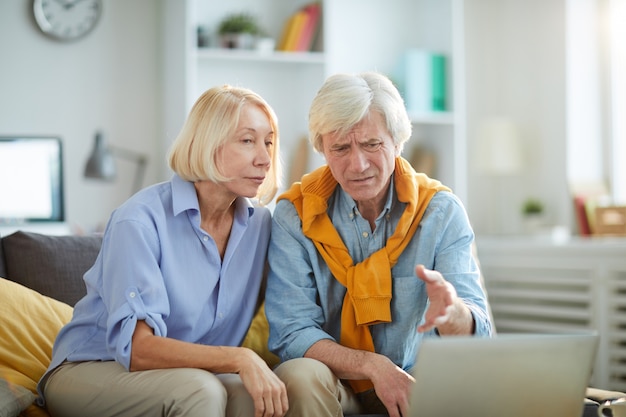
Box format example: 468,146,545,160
38,85,288,417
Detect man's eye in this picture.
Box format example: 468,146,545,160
362,142,382,152
332,147,349,155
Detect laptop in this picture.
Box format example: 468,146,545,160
409,332,599,417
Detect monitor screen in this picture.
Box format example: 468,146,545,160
0,136,65,223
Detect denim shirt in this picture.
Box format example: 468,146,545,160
265,183,493,372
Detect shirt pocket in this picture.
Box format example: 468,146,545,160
391,275,428,322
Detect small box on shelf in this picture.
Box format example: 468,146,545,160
594,206,626,236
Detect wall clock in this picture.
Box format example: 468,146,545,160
33,0,102,42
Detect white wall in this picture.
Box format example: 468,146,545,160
465,0,570,235
0,1,166,233
0,1,586,238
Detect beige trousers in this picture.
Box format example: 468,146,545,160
43,361,254,417
273,357,386,417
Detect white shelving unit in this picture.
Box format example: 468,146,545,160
194,48,325,64
162,0,467,201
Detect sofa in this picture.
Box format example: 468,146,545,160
0,230,624,417
0,230,278,417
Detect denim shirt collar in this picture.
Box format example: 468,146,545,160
336,173,397,224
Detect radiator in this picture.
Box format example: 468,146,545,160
476,236,626,391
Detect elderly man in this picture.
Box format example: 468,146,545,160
265,71,493,417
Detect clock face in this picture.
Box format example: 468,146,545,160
33,0,102,42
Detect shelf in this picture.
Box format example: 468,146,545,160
409,111,454,125
195,48,326,64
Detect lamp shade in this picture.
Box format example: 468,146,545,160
84,131,116,180
479,118,524,175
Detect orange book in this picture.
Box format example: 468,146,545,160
283,9,308,51
295,3,321,52
277,13,297,51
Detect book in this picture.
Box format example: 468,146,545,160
295,3,321,52
430,54,446,111
569,180,610,236
573,195,591,236
395,49,447,113
278,2,322,52
281,9,307,51
277,12,297,51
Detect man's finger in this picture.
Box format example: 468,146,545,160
415,264,441,284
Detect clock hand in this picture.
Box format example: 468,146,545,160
52,0,71,8
63,0,88,10
68,0,90,6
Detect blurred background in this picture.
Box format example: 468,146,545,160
0,0,623,238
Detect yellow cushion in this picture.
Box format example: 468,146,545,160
241,303,280,369
0,277,72,417
0,276,277,414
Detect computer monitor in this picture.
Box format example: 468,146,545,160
0,136,65,223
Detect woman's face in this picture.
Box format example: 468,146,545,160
216,103,274,198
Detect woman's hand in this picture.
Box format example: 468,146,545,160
131,321,288,416
236,348,289,417
367,353,415,417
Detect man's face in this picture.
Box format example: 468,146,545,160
321,111,398,213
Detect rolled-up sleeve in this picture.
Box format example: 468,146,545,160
98,219,170,369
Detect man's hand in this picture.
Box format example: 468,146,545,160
415,264,473,334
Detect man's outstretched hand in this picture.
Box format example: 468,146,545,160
415,265,473,334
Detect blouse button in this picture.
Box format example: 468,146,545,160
129,291,136,298
203,235,209,242
362,232,369,238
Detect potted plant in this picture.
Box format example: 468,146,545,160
522,198,545,234
218,13,260,49
522,198,544,216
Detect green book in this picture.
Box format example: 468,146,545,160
431,54,446,111
395,49,447,113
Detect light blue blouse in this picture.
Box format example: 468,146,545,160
38,174,271,402
266,182,493,372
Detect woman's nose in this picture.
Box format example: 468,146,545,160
256,143,271,167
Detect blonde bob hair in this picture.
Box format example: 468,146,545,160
308,71,412,155
168,85,281,206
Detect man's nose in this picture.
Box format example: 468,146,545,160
348,147,369,171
